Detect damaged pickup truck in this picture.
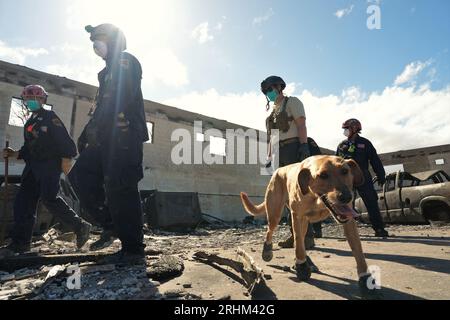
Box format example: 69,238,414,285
355,170,450,225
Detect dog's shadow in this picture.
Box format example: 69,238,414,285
267,264,424,300
316,246,450,276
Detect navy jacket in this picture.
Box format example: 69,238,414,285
18,108,77,163
88,51,148,144
336,135,386,184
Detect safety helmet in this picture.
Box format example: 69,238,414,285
21,85,48,100
85,24,127,52
342,118,362,133
261,76,286,94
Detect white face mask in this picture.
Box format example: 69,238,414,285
344,128,351,137
93,40,108,59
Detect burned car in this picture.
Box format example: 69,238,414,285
355,170,450,224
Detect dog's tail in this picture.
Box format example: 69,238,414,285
240,192,266,216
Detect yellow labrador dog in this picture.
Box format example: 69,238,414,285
241,155,374,293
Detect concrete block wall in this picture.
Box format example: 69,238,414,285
0,60,270,222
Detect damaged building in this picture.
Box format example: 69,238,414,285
0,59,272,227
1,59,450,227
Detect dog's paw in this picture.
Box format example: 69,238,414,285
358,274,383,300
262,242,273,262
295,262,312,281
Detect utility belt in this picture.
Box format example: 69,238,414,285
279,137,299,148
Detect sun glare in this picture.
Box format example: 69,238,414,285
68,0,179,44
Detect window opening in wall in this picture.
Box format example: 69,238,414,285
145,122,154,144
210,136,226,156
8,97,52,127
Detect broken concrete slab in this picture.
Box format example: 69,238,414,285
146,255,184,282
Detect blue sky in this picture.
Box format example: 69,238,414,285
1,0,449,152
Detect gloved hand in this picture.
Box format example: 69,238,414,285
297,143,311,162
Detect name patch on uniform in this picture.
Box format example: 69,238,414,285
40,126,48,133
357,144,366,149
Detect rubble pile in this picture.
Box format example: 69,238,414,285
1,222,448,300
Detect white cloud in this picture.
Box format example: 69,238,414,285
139,48,189,87
215,22,223,31
163,82,450,154
0,40,48,65
253,8,275,25
191,22,214,44
335,5,354,19
394,60,432,86
44,64,100,86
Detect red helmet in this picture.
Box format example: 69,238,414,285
21,85,48,100
342,118,362,133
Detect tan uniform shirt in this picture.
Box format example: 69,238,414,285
272,96,306,141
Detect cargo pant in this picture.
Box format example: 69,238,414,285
12,161,85,246
71,128,144,253
356,181,385,231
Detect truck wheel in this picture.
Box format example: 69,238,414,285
428,210,450,227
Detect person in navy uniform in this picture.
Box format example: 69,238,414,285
336,119,389,238
1,85,92,256
71,24,149,263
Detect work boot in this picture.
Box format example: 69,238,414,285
293,256,320,273
99,248,146,266
278,235,294,248
295,261,312,281
0,242,31,258
90,229,116,251
278,235,315,249
374,229,389,238
76,222,92,249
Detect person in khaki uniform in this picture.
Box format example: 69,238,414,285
262,76,316,250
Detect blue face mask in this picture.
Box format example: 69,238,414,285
266,90,278,102
25,100,41,112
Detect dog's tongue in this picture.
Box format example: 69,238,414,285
335,204,360,218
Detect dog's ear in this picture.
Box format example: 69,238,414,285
298,168,312,195
346,159,365,187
